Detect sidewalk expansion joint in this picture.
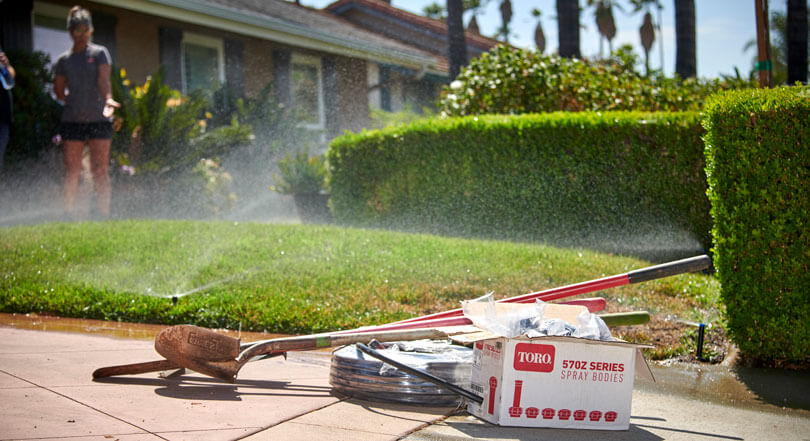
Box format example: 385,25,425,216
0,368,170,440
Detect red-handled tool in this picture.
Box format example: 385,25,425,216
388,255,710,326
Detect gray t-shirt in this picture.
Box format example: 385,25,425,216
54,43,111,123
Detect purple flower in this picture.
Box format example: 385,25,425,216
52,134,62,145
120,165,136,176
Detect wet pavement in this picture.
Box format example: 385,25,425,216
1,313,808,440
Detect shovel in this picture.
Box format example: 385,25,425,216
152,310,649,382
92,296,605,379
154,325,460,382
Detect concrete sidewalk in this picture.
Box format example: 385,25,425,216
1,325,808,441
0,326,453,440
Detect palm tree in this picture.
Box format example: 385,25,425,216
629,0,664,72
447,0,467,79
588,0,618,58
640,12,655,75
787,0,808,84
499,0,513,42
674,0,696,78
532,8,546,53
557,0,581,58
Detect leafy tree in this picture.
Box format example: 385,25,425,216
439,44,753,116
423,2,445,19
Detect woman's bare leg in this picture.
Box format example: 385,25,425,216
88,138,111,218
63,140,85,217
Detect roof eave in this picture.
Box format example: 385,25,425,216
90,0,436,70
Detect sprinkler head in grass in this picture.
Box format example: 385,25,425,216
172,296,178,305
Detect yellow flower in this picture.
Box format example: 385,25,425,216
120,67,127,78
205,112,213,119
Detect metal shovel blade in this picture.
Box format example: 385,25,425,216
155,324,241,361
155,325,244,382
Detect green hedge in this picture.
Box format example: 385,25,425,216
328,112,710,260
704,87,810,364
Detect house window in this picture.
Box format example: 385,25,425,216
181,33,224,94
291,54,325,130
32,2,72,67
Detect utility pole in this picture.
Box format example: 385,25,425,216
754,0,772,88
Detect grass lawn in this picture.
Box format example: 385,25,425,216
0,220,721,348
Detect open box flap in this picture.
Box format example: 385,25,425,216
635,348,655,382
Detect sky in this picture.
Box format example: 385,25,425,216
302,0,788,80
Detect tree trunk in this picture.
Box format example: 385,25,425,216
557,0,581,58
787,0,808,84
447,0,467,79
755,0,773,87
674,0,696,78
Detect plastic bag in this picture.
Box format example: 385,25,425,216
461,293,541,338
572,310,614,341
461,294,614,341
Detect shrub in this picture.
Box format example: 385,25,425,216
208,80,308,154
4,50,61,166
440,45,754,116
109,67,252,218
703,86,810,365
190,158,236,217
270,150,327,196
111,67,251,174
369,105,434,130
329,112,709,260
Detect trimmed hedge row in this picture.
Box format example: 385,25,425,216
328,112,710,260
704,87,810,364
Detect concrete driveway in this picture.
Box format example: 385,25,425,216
1,319,808,441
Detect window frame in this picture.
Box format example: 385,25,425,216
290,53,325,131
32,2,72,68
180,32,225,95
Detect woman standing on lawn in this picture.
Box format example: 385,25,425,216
53,6,119,219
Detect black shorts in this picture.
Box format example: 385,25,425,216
59,121,114,141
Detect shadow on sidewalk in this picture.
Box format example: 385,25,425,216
733,365,810,411
94,374,334,402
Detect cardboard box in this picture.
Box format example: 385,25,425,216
463,336,652,430
452,303,653,430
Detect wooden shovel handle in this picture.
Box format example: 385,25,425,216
92,359,179,379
